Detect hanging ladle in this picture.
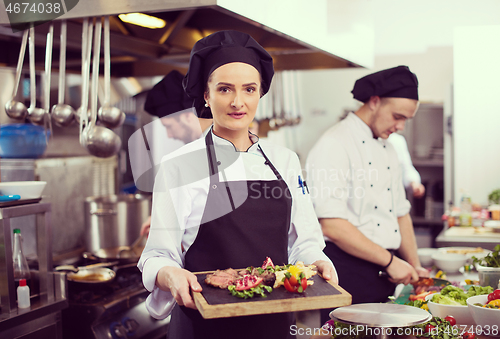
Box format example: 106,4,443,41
27,26,46,125
51,20,75,126
75,19,90,127
42,23,54,142
5,29,28,120
97,16,125,129
82,18,122,158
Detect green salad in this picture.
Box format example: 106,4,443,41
472,244,500,267
430,285,493,306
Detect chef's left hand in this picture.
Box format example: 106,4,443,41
414,265,430,278
313,260,338,284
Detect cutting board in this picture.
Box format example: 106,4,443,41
445,226,500,238
192,272,351,319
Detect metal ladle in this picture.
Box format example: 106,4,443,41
5,29,28,120
51,20,75,126
97,16,125,129
75,19,90,127
42,24,54,142
117,233,145,258
27,26,45,125
82,18,122,158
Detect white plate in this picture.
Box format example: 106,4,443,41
484,220,500,229
437,247,492,260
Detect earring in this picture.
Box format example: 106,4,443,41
205,103,209,107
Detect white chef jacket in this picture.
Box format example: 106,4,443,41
387,133,421,189
138,127,334,319
305,113,411,250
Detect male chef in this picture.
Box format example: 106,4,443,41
139,70,212,236
144,70,212,144
305,66,429,325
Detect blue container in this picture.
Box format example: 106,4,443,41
0,124,48,158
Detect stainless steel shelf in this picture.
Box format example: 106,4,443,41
0,272,68,334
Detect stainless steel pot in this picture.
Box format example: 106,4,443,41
84,194,150,258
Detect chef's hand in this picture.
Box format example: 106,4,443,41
140,216,151,237
386,256,419,285
410,182,425,198
156,266,202,310
313,260,338,285
414,265,430,278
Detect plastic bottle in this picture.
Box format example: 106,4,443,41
12,229,31,284
17,278,30,308
459,193,472,226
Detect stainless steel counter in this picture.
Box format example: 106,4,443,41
0,201,68,338
0,272,68,338
435,225,500,250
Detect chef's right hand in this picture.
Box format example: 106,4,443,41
156,266,202,310
385,256,419,285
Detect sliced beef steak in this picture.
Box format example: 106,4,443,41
205,268,244,289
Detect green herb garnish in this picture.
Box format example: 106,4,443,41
228,284,273,299
472,244,500,268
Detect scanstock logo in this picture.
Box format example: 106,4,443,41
4,0,79,32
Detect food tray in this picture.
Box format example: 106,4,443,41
192,271,351,319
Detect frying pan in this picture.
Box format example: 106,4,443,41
61,261,139,285
83,245,145,264
66,266,116,284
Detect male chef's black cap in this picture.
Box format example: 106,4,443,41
351,65,419,103
183,30,274,118
144,70,193,118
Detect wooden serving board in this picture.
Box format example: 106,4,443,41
192,271,352,319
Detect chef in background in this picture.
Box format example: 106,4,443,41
387,132,425,198
138,30,336,339
140,70,213,236
306,66,429,325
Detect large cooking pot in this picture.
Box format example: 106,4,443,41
84,194,150,261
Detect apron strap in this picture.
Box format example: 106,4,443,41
205,132,218,178
258,145,283,181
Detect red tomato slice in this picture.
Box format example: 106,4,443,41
301,277,308,292
425,324,435,333
493,289,500,300
284,278,298,293
444,315,456,326
288,275,298,286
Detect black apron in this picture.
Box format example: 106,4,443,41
319,241,397,325
168,132,295,339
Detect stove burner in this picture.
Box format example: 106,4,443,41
61,256,169,339
64,258,144,305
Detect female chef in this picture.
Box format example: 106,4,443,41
138,30,336,339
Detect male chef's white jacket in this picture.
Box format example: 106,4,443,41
387,133,421,189
305,113,411,250
138,128,335,319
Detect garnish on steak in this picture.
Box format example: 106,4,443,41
249,267,276,287
204,257,316,299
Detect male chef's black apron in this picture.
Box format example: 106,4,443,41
168,132,295,339
319,241,397,325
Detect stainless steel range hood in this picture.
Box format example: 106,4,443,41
0,0,373,77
